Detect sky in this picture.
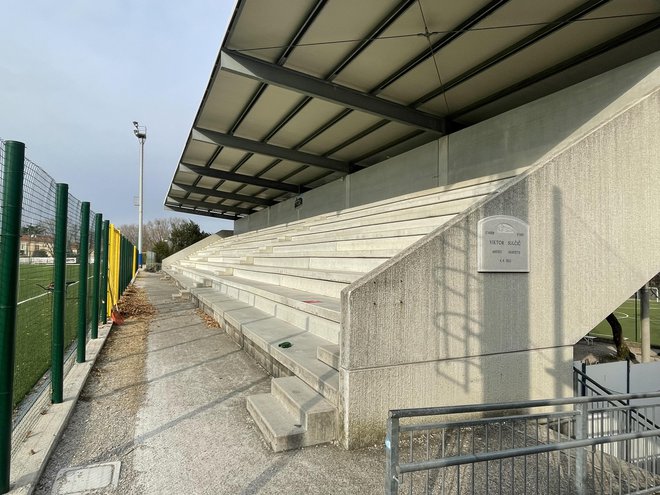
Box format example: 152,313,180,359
1,1,236,233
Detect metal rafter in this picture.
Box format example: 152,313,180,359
220,1,423,202
186,0,328,203
449,16,660,120
168,197,255,215
374,0,511,93
251,0,512,178
220,49,448,134
413,0,611,107
193,127,351,173
165,203,240,221
172,183,277,206
181,163,309,194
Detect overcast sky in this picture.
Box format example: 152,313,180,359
1,1,235,233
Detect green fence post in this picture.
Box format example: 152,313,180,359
76,202,90,363
0,141,25,494
90,213,102,339
120,237,125,293
51,183,68,404
100,220,109,324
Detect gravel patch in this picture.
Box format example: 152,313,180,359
34,285,153,494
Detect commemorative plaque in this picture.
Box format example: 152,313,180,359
477,215,529,272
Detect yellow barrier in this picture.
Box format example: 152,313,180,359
106,224,121,317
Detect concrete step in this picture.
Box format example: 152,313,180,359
289,222,441,243
242,318,339,403
230,266,357,298
190,287,340,404
317,344,339,371
179,266,340,343
164,268,204,289
307,173,515,227
272,235,422,253
251,252,392,272
181,266,341,320
307,199,477,233
246,394,306,452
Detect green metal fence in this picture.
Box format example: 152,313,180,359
0,139,138,493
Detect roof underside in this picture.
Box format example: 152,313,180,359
166,0,660,220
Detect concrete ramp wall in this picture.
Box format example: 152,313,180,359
340,54,660,448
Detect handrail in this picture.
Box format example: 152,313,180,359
389,391,660,419
573,365,660,432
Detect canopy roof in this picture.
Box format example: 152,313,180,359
166,0,660,220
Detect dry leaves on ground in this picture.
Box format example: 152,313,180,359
195,308,221,328
117,286,156,318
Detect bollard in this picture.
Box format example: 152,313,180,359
51,183,68,404
0,141,25,494
76,202,90,363
90,213,102,338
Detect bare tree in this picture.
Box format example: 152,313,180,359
606,313,635,360
118,218,187,251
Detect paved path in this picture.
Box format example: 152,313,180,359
39,272,383,494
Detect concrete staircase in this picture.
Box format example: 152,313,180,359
163,170,521,450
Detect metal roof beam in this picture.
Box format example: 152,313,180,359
414,0,610,107
167,197,254,215
165,203,239,221
220,49,447,135
192,127,350,174
172,182,276,207
449,17,660,120
181,163,308,194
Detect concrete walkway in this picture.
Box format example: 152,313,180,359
40,272,384,494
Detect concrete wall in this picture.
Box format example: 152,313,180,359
162,233,222,268
340,53,660,448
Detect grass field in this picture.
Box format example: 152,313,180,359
14,263,94,405
590,298,660,346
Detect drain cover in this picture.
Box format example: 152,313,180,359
52,461,121,494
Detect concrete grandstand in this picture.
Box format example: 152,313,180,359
163,1,660,450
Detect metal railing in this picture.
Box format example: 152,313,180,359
385,392,660,494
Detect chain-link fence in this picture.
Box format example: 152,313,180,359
0,140,134,406
0,139,139,493
6,153,102,405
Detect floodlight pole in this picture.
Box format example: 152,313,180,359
133,122,146,267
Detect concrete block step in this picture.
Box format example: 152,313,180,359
288,223,440,244
180,266,340,342
163,269,204,290
272,235,422,253
270,376,336,443
308,173,516,228
317,344,339,371
242,318,339,403
251,253,391,272
230,266,356,298
210,273,341,323
246,394,306,452
179,260,233,275
191,286,339,403
307,200,475,233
